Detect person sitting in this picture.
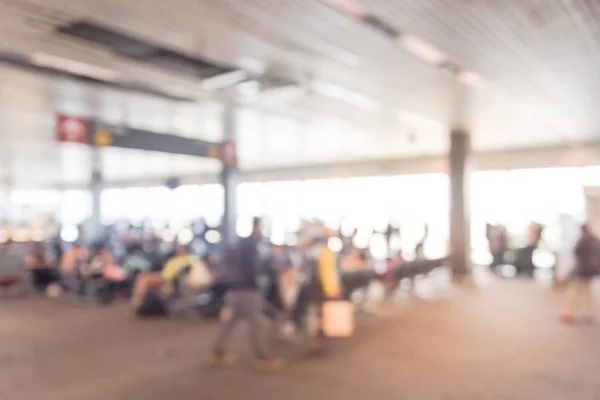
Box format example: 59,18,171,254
0,239,28,293
379,250,405,296
122,242,152,273
120,242,153,296
58,241,88,295
83,242,116,277
292,223,343,354
25,242,58,293
130,243,212,317
340,247,369,273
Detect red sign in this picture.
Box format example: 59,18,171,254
221,138,237,167
56,114,90,144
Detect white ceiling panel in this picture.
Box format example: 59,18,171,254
1,0,599,187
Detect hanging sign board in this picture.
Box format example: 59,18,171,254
89,122,221,158
56,114,226,161
56,114,90,144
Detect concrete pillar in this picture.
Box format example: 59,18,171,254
0,174,11,223
221,103,239,247
449,130,472,279
87,148,103,243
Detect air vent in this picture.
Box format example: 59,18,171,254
56,21,236,79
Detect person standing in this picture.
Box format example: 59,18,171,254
211,217,283,372
561,224,600,324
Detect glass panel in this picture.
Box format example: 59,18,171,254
60,190,91,225
201,184,224,226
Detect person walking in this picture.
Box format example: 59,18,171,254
211,217,283,372
561,224,600,324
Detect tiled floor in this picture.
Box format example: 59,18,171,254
1,278,599,400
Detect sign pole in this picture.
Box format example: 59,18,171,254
86,147,103,243
221,103,239,247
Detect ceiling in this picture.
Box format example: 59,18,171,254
0,0,599,188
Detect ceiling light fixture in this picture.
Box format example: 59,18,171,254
320,0,367,18
312,80,380,110
201,69,248,91
397,35,448,67
30,52,118,82
456,70,488,89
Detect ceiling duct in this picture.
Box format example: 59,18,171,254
257,75,304,104
0,50,196,102
55,20,237,82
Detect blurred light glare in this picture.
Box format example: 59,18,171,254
205,230,221,244
340,221,356,237
352,229,370,249
324,217,341,230
500,265,517,278
177,228,194,245
159,229,176,243
236,219,253,238
398,35,448,66
472,249,493,266
369,233,388,260
327,237,343,253
533,249,556,269
60,226,79,243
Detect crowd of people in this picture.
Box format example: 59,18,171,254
3,215,599,371
1,217,389,372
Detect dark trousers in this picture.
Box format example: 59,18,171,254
213,289,271,359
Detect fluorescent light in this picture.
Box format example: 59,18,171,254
201,69,248,90
31,52,118,81
312,80,380,110
397,35,448,66
236,57,266,74
457,70,488,89
321,0,366,18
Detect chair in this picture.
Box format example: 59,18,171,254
0,253,33,295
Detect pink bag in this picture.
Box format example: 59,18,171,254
102,265,127,281
322,301,355,338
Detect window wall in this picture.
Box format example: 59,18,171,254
4,166,597,256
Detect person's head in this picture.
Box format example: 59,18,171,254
89,241,108,258
251,217,263,237
126,241,143,254
581,224,591,237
